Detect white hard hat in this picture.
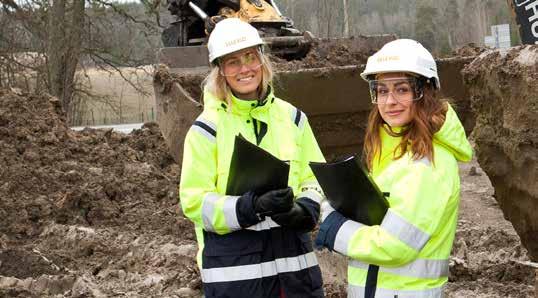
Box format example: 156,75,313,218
207,18,264,64
360,39,440,89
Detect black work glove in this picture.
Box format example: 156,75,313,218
271,200,319,232
204,15,227,35
236,187,294,228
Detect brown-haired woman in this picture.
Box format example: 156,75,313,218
315,39,473,298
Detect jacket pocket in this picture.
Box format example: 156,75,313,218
203,229,263,257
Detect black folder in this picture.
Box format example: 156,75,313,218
309,155,389,225
226,135,290,196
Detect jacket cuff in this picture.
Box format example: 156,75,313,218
316,210,347,251
236,192,262,228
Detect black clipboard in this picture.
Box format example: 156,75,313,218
309,155,389,225
226,135,290,196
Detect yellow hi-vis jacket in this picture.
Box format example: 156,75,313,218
179,88,326,297
319,104,472,298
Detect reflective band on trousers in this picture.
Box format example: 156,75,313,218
349,258,449,279
348,284,444,298
380,209,431,251
202,193,241,232
201,251,318,283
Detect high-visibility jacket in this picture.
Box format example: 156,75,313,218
179,88,326,298
323,104,472,298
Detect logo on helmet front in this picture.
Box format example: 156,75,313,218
376,56,400,62
225,36,247,47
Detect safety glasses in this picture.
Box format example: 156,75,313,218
219,50,263,77
368,77,423,104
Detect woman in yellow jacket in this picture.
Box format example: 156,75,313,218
179,18,325,297
315,39,473,298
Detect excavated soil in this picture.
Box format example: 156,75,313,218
1,87,535,297
463,45,538,261
0,89,200,297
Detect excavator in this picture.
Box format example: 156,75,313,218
161,0,313,62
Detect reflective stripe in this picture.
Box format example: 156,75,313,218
222,195,241,231
298,189,323,204
192,118,216,143
292,107,306,129
201,193,220,232
202,193,240,232
334,220,365,254
245,217,281,231
348,284,444,298
350,259,449,279
381,209,430,251
201,251,318,283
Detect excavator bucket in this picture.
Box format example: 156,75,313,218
154,36,477,163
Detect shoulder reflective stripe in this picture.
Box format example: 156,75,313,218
297,189,323,204
350,258,449,279
291,107,306,129
245,217,281,231
381,209,431,251
192,118,216,142
334,220,365,254
201,252,318,283
202,193,221,232
222,195,241,231
348,284,444,298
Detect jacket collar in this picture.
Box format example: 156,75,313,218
203,86,275,116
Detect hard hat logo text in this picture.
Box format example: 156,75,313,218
225,36,247,47
376,56,400,62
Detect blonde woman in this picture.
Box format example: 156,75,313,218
179,18,325,298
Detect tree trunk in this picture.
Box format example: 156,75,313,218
47,0,84,124
47,0,66,103
342,0,349,37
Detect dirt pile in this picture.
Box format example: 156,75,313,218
451,43,487,57
0,88,200,297
448,159,535,297
271,35,396,71
463,45,538,261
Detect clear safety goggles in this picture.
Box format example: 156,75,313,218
219,49,263,77
367,77,423,104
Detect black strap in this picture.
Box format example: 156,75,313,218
252,119,268,145
294,108,302,127
193,120,216,137
364,264,379,298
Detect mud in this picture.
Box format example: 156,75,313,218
271,35,396,71
0,88,200,297
463,45,538,261
1,87,535,296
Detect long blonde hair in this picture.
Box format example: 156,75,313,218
202,47,274,106
363,80,447,170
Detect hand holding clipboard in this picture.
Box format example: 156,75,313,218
310,155,389,225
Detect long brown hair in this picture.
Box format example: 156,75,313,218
363,80,447,170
